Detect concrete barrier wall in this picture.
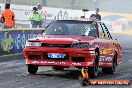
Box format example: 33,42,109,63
0,29,44,56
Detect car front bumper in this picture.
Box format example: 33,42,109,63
23,46,95,67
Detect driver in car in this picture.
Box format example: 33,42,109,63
53,24,68,35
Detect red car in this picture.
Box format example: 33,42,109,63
23,20,122,78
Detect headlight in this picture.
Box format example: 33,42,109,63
25,41,41,46
71,42,92,48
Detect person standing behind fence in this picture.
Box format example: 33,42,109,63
28,7,42,28
0,3,15,29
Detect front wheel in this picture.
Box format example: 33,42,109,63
27,65,38,74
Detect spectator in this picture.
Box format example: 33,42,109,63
0,3,15,29
90,8,101,21
28,7,42,28
37,3,47,28
37,3,47,20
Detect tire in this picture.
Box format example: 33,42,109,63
52,66,64,70
27,65,38,74
88,52,99,78
102,53,117,74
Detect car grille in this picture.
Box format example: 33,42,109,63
41,43,71,48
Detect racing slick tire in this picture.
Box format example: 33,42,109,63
27,65,38,74
102,53,117,74
52,66,64,70
88,51,99,78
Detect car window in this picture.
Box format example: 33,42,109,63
102,23,113,39
83,23,97,36
43,21,98,37
101,23,109,39
98,22,112,39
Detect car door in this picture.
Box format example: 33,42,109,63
102,23,115,61
100,22,115,62
97,22,110,62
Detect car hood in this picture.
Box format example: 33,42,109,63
28,35,96,44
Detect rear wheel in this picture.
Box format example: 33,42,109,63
88,52,99,78
27,65,38,74
102,53,117,74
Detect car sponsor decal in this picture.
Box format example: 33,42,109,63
31,61,94,66
99,56,112,62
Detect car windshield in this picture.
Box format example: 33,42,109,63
43,20,97,36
